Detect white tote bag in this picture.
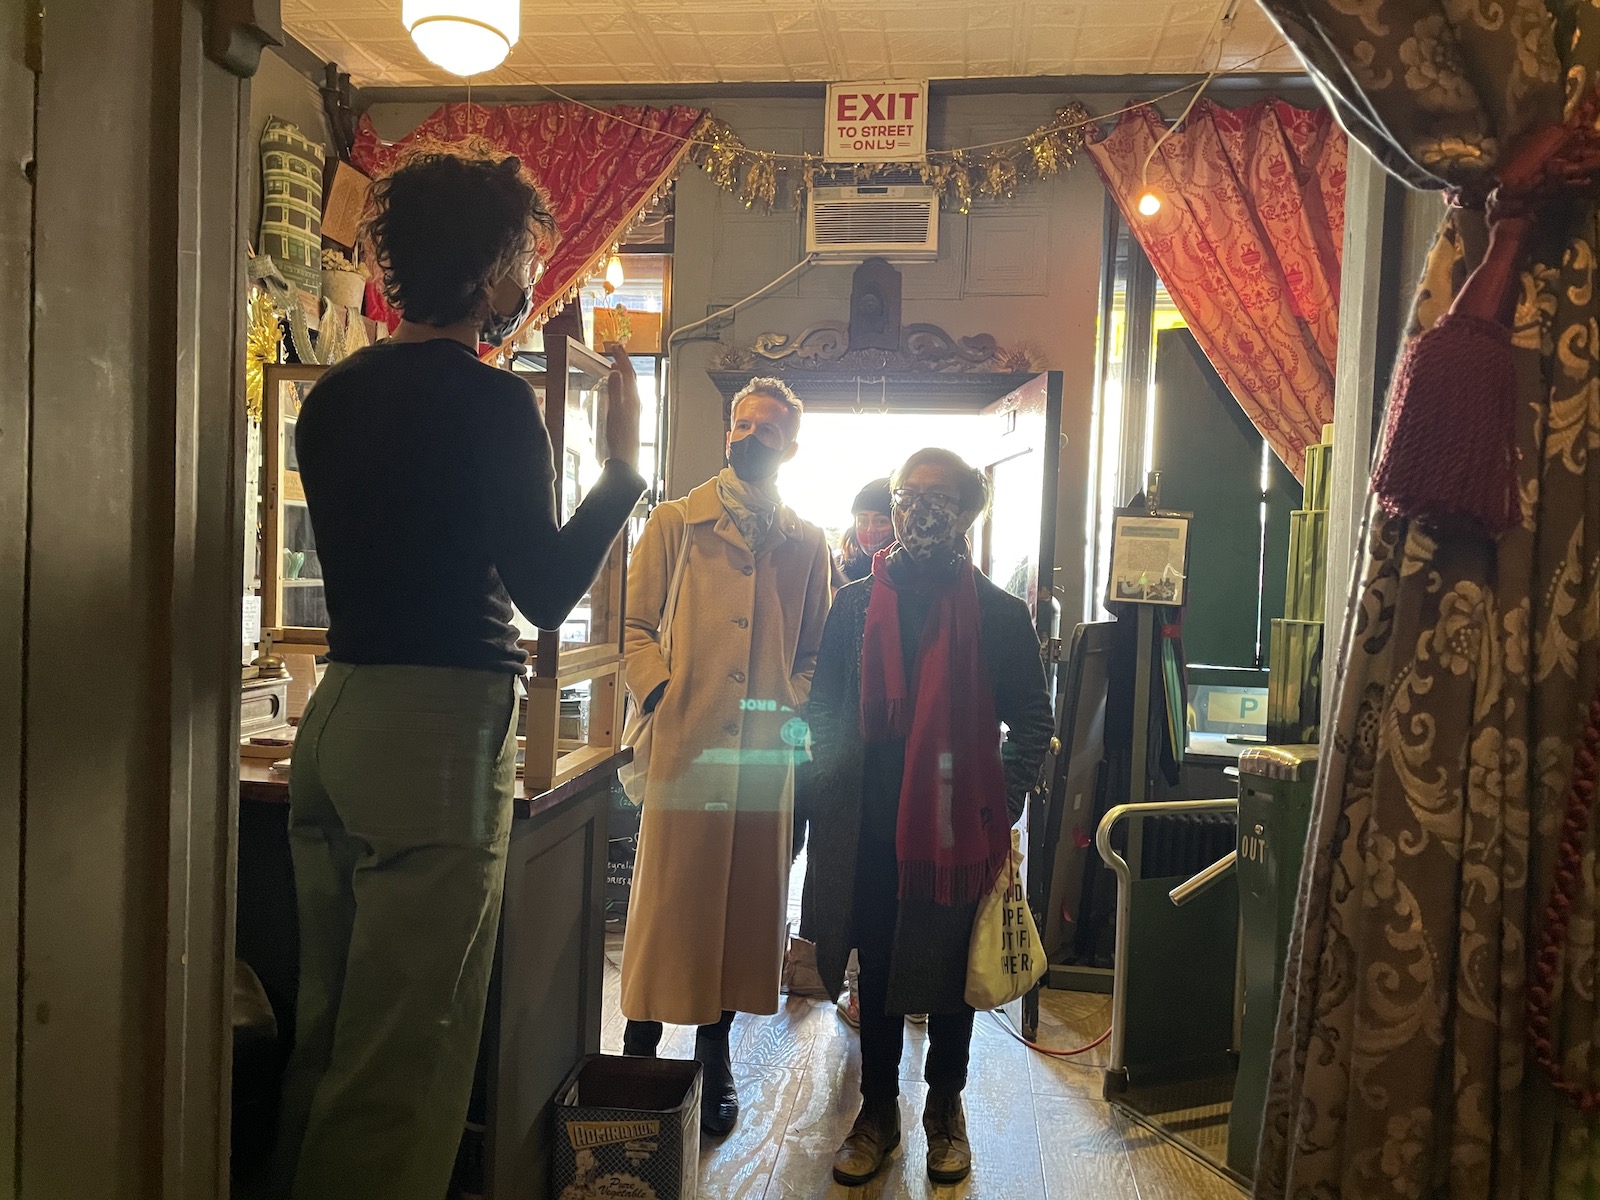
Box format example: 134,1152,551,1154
616,512,693,803
964,830,1048,1010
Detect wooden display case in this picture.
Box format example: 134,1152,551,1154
511,322,631,792
261,363,330,656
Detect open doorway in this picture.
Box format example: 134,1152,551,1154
785,410,976,540
784,375,1061,637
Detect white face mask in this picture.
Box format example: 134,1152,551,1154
481,265,533,347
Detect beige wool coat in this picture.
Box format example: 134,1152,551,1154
619,477,831,1026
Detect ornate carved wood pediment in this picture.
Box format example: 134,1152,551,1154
708,258,1044,411
706,367,1041,413
732,321,1034,375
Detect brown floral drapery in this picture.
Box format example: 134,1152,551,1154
1088,98,1347,479
1254,2,1600,1199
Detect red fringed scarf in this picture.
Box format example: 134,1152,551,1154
860,551,1011,906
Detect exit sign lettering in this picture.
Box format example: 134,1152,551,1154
824,81,929,163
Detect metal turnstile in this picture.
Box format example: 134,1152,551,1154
1226,744,1317,1178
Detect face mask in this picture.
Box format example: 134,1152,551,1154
727,433,784,482
481,281,533,348
893,493,967,564
856,523,893,556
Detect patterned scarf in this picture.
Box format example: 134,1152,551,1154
716,468,782,556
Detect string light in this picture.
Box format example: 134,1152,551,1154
604,254,625,294
1135,0,1234,220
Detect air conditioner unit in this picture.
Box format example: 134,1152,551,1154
805,184,938,261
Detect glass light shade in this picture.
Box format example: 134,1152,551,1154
604,255,625,292
402,0,519,77
1137,190,1162,217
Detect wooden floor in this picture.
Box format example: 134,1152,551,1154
599,940,1246,1200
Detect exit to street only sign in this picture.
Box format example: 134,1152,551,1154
824,81,929,163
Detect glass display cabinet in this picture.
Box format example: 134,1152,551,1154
511,330,630,792
261,363,331,655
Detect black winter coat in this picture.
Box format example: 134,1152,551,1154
806,566,1055,1013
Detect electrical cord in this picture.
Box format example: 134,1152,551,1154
666,254,819,350
1138,0,1236,193
989,1008,1112,1059
661,253,821,481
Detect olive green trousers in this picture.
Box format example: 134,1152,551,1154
272,662,518,1200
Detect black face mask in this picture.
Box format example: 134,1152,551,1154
727,433,784,482
481,283,533,347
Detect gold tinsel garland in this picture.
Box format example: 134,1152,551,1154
245,288,280,423
687,102,1090,214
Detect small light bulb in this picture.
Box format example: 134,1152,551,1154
604,254,625,293
1137,190,1162,218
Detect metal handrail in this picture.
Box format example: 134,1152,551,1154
1094,798,1238,1072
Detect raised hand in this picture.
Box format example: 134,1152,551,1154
602,343,642,471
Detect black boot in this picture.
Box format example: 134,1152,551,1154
623,1019,662,1058
694,1029,739,1137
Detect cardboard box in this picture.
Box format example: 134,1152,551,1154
553,1056,701,1200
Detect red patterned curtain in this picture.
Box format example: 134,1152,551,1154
1087,98,1346,479
350,102,705,346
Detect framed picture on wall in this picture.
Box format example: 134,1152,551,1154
1108,510,1191,606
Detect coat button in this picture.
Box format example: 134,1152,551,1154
724,722,739,736
730,670,746,683
742,566,753,576
734,617,749,628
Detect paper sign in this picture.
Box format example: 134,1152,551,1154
242,594,262,646
321,160,371,250
824,81,928,163
1109,513,1190,606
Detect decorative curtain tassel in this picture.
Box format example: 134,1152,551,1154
1371,312,1520,536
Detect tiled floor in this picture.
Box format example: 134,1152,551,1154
599,940,1246,1200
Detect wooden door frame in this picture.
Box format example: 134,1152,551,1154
4,1,264,1193
979,372,1065,640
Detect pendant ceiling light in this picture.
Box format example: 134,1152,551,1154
403,0,519,78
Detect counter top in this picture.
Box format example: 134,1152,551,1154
239,748,631,821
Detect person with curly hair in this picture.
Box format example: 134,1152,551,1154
271,151,646,1200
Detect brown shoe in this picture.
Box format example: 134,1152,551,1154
923,1088,972,1185
832,1097,901,1186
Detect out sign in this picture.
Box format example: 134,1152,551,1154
824,81,929,163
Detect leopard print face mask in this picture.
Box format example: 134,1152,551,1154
893,492,967,564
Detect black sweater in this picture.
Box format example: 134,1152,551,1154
295,339,646,674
